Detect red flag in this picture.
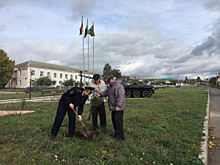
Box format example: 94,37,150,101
79,16,83,35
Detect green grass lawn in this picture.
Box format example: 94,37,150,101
0,88,24,92
0,90,66,100
0,93,42,100
0,87,208,165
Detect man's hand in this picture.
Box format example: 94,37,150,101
78,115,82,122
116,107,120,111
69,103,74,109
96,94,101,97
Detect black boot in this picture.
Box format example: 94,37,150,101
51,134,56,140
110,133,118,138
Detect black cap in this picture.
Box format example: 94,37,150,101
106,76,114,83
85,86,95,94
93,74,100,80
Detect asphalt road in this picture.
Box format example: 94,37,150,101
207,86,220,165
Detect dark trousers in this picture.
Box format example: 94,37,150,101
112,110,125,139
92,102,106,130
51,102,76,137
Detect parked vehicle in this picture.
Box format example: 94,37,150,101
122,79,155,98
24,87,40,93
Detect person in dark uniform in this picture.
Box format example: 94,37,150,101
51,86,94,140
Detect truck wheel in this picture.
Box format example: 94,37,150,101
142,90,149,97
133,91,140,98
125,91,131,98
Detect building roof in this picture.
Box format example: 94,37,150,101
15,60,97,75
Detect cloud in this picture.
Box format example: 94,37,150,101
68,0,96,21
191,16,220,56
0,0,23,8
204,0,220,11
0,23,7,31
190,0,220,57
191,36,215,56
0,0,13,8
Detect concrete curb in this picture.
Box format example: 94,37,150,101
199,90,210,165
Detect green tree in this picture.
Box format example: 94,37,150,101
103,63,112,81
63,78,75,89
111,69,121,79
209,77,217,85
52,80,56,86
34,76,52,86
197,76,201,82
0,49,15,87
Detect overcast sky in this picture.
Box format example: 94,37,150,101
0,0,220,79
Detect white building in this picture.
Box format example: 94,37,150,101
9,60,95,88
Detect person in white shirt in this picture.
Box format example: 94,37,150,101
89,74,107,131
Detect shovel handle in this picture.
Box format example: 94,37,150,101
71,107,86,128
71,107,91,139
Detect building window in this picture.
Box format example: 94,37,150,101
13,70,17,76
47,72,50,77
75,75,77,80
60,74,62,78
54,73,57,78
65,74,68,79
70,75,73,79
31,70,35,76
40,71,44,77
19,80,21,85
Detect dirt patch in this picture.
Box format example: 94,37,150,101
0,111,35,116
147,117,158,123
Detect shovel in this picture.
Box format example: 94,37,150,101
71,107,92,140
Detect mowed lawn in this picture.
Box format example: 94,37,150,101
0,90,65,100
0,86,208,165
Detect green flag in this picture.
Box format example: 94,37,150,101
88,25,95,37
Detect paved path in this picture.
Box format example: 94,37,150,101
207,86,220,165
0,111,35,116
0,95,91,104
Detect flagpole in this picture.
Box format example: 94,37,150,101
87,19,89,83
93,21,94,76
82,16,85,87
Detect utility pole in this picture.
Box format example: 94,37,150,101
79,71,82,88
29,68,32,99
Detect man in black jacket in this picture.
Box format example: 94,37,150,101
51,87,93,140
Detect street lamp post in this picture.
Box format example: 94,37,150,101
29,68,32,99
